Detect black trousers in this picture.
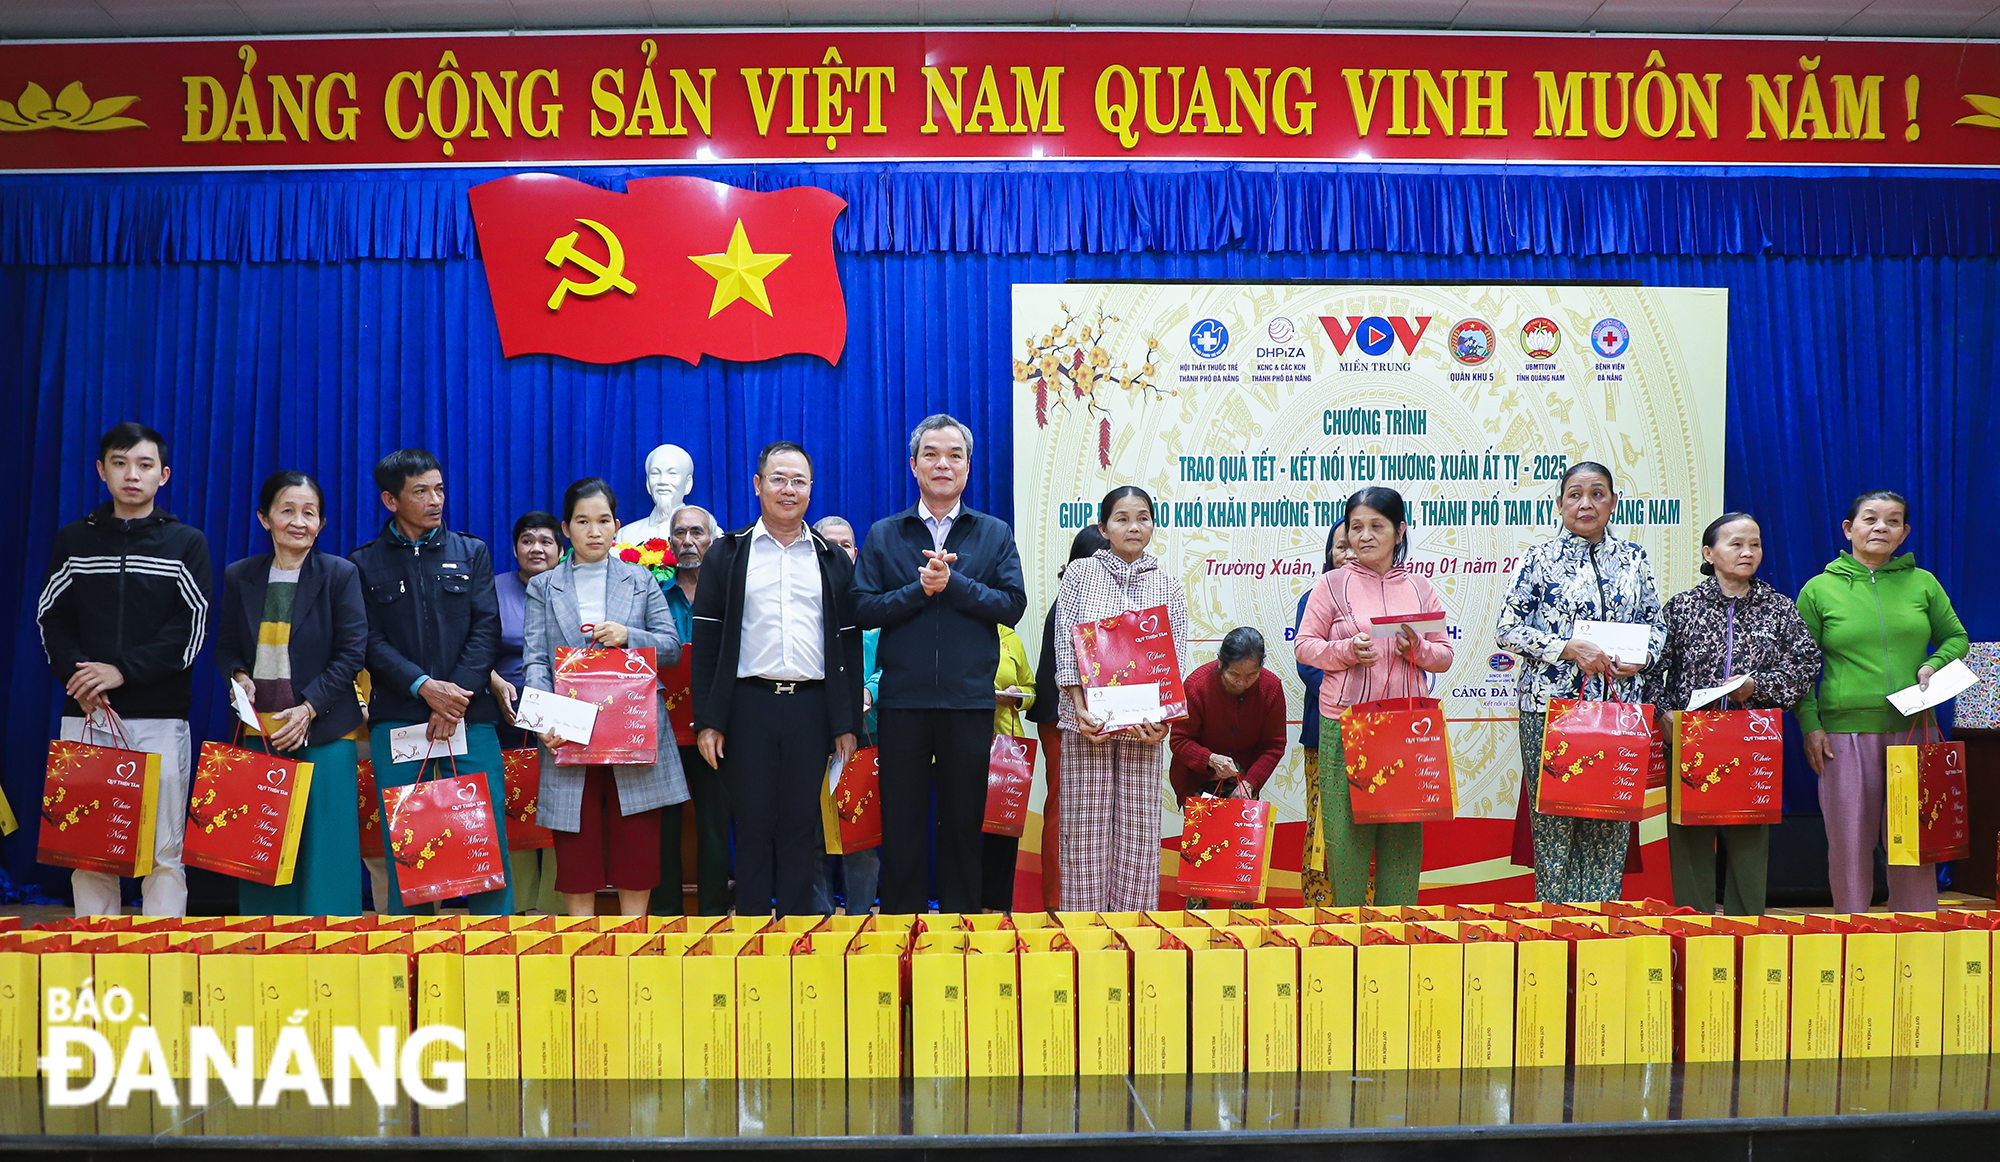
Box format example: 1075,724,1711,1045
724,681,830,917
878,707,995,915
653,743,733,916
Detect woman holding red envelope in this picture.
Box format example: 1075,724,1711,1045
523,478,690,918
1054,485,1190,912
1295,488,1454,906
1495,461,1665,903
1655,512,1822,916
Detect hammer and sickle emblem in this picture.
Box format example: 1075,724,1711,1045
544,218,636,310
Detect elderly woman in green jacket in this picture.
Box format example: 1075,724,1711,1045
1797,490,1968,916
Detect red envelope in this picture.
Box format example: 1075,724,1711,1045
1339,696,1457,824
659,650,695,748
1670,708,1784,827
183,741,315,886
384,764,508,906
1070,603,1187,722
982,734,1037,838
358,758,384,859
501,748,555,851
1177,796,1274,903
39,734,160,877
821,746,882,854
1536,697,1652,821
553,646,660,766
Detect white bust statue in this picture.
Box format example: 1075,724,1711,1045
619,443,695,544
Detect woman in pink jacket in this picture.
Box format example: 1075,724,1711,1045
1294,487,1454,905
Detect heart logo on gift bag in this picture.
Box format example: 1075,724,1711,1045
264,767,287,788
1004,739,1028,761
1747,710,1782,740
1946,750,1962,769
1410,716,1434,736
116,761,137,779
456,781,478,801
1140,612,1160,633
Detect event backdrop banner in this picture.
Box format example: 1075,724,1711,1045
0,30,1996,170
1010,284,1727,884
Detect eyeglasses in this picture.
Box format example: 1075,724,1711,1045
760,475,812,492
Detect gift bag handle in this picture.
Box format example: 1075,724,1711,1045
1900,709,1944,747
86,706,134,751
415,751,462,785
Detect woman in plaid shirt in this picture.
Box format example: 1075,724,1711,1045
1053,486,1191,912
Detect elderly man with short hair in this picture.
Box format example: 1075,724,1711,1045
855,414,1028,914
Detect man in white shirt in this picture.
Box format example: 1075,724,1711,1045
687,442,864,917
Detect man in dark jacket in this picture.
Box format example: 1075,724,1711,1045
690,441,864,917
38,422,212,917
855,415,1027,914
349,448,512,915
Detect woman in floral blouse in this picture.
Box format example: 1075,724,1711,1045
1495,461,1665,902
1655,513,1821,916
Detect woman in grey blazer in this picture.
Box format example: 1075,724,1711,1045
523,478,690,917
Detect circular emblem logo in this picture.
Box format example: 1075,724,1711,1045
1266,316,1296,344
1449,318,1496,365
1355,315,1396,357
1591,317,1630,358
1188,318,1229,359
1487,653,1516,672
1521,317,1561,358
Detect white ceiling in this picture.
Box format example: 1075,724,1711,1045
2,0,1995,39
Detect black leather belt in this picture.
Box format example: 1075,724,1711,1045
741,677,823,694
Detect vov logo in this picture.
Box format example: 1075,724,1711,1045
1320,315,1433,356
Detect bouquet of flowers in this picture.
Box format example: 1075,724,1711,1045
614,537,677,586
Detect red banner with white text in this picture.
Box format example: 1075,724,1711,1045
1,30,1994,171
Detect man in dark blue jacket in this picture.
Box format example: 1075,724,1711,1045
349,448,512,915
855,415,1027,914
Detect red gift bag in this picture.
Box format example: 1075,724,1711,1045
183,741,315,886
1670,708,1784,827
1339,696,1457,825
357,759,384,859
39,717,161,878
1177,796,1274,903
1888,717,1969,865
1070,603,1187,721
821,746,882,854
659,650,696,748
1536,696,1653,821
982,734,1037,838
552,647,660,766
501,748,555,851
384,758,508,906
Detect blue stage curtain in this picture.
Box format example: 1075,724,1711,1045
3,163,1998,895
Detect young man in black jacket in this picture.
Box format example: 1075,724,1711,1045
38,423,213,917
689,442,864,917
348,449,513,915
855,415,1028,915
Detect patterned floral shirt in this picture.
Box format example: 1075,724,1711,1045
1053,548,1191,731
1654,577,1822,713
1494,527,1665,711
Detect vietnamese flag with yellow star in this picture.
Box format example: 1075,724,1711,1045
468,173,848,365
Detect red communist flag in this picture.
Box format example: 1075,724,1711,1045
468,173,847,365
